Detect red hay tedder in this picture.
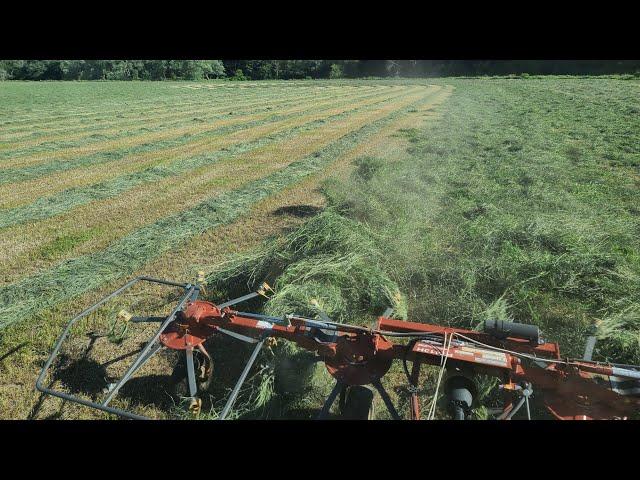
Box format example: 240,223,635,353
37,275,640,420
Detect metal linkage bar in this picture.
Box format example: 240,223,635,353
35,276,192,420
218,291,261,309
185,347,198,398
371,378,402,420
317,381,345,420
218,337,267,420
102,285,196,407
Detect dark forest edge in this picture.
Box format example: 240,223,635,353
1,60,640,81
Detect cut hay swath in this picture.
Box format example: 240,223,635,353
206,209,408,323
0,85,393,179
0,89,406,210
0,87,422,227
597,305,640,364
0,93,430,328
0,85,387,164
0,88,437,285
0,83,376,139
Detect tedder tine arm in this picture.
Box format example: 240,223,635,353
218,337,267,420
102,285,195,407
317,381,345,420
371,378,402,420
310,299,334,323
102,341,165,406
217,282,275,310
130,316,166,323
185,347,198,398
218,292,261,309
216,326,260,344
583,336,597,361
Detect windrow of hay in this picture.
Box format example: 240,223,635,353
1,85,380,141
199,210,408,419
0,94,427,328
205,210,407,323
0,87,317,147
0,87,421,208
0,85,384,157
0,83,386,135
596,304,640,364
2,86,402,170
0,87,426,226
0,87,432,283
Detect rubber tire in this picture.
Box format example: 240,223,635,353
340,385,375,420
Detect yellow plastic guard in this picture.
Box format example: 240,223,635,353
257,281,274,297
117,309,133,322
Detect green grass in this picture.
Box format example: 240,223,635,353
322,77,639,361
0,93,427,328
201,76,640,418
0,88,414,228
36,228,104,260
1,77,638,420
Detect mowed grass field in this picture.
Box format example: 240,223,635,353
1,77,638,420
0,80,452,419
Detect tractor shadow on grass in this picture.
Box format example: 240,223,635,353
272,204,323,218
117,375,178,411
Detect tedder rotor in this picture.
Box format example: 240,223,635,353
37,274,640,420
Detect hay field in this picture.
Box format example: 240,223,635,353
0,80,450,419
5,77,636,421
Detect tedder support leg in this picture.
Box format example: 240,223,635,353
185,347,198,398
218,337,266,420
409,360,422,420
371,378,402,420
317,381,346,420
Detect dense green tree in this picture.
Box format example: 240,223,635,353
2,60,639,81
202,60,225,79
329,63,343,79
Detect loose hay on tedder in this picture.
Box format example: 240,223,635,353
37,274,640,420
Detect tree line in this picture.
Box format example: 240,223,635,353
1,60,639,81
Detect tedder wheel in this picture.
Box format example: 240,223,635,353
340,385,375,420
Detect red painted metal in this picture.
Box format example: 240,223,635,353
159,302,218,350
159,300,640,420
325,333,393,385
409,359,422,420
